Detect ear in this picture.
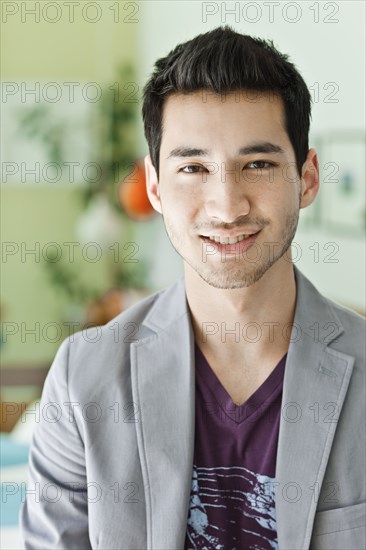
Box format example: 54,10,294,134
300,148,320,209
144,154,162,214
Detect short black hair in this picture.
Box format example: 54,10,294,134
142,25,312,179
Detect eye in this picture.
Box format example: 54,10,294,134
245,160,275,170
179,165,207,174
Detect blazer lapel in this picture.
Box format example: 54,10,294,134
275,266,355,549
130,276,196,550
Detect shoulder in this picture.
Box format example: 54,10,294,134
322,296,366,375
294,266,365,360
58,282,180,395
327,296,365,330
68,285,166,356
325,295,365,347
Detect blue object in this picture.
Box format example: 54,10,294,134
1,483,27,526
0,434,29,467
0,434,30,526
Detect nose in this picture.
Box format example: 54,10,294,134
203,162,251,223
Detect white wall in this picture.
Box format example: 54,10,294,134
135,1,365,311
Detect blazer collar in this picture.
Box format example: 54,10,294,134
142,265,345,342
142,273,188,332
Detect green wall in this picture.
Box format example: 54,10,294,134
1,3,139,364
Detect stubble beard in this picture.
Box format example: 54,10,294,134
163,205,301,290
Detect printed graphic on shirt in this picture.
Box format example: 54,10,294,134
185,463,278,550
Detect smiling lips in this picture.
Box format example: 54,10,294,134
200,230,261,245
199,230,261,254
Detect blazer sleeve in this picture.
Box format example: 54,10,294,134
19,336,92,549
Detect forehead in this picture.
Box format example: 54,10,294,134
160,90,288,150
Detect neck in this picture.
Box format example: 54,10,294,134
184,258,297,361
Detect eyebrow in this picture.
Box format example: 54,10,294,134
166,142,285,159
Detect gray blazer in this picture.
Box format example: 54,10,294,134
19,265,365,549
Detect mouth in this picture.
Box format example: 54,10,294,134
199,231,261,255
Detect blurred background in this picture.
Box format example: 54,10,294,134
1,1,365,546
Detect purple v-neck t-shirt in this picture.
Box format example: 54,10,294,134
184,342,287,550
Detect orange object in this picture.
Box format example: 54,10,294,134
84,288,124,327
118,159,156,221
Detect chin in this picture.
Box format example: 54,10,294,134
193,262,273,289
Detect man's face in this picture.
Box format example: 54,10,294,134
146,90,316,289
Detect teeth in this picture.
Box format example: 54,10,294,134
209,234,249,244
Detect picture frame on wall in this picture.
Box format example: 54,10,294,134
304,131,366,236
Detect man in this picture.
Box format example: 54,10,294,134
20,26,365,550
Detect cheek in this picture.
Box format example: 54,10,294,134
265,174,300,208
161,180,201,212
